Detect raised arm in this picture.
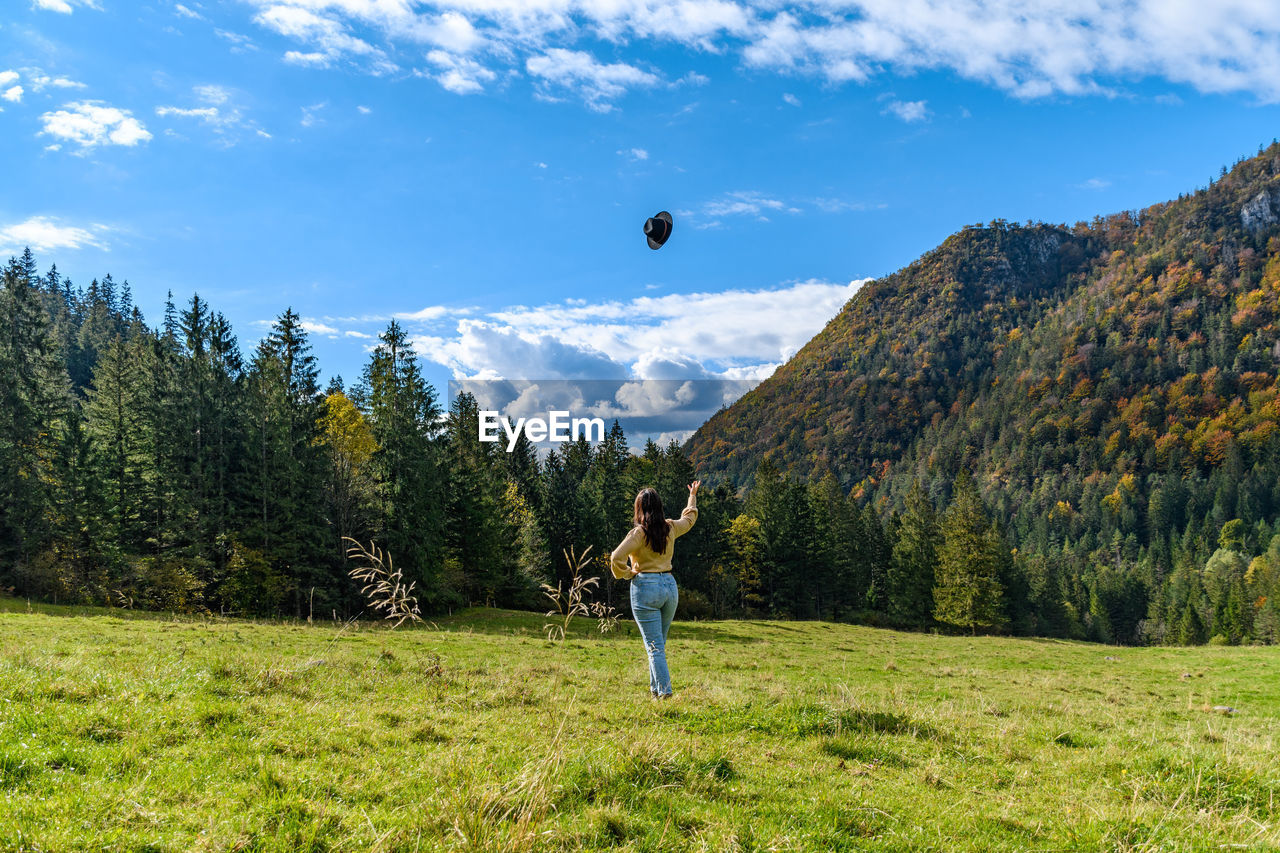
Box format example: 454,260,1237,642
670,480,700,538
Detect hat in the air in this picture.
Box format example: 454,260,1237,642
644,211,673,250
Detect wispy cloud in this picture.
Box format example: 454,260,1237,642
33,0,99,13
23,69,87,91
215,29,258,52
702,190,799,220
155,84,265,144
0,216,110,254
300,101,326,127
881,98,929,123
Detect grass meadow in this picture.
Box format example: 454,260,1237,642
1,597,1278,851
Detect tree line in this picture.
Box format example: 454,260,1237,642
3,246,1278,644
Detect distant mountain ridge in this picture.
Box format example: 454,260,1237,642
687,142,1280,544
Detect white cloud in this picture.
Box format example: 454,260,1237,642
39,101,152,149
174,3,204,20
526,48,659,111
881,98,929,123
255,4,389,69
0,71,17,88
156,105,219,120
234,1,1280,106
216,29,259,51
155,85,264,144
357,104,372,114
618,147,648,161
395,305,450,322
782,92,801,107
300,101,326,127
24,70,86,91
0,216,109,254
398,278,867,382
2,86,23,104
302,320,340,337
33,0,98,13
424,50,497,94
701,190,799,219
1078,177,1111,190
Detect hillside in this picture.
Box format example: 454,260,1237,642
3,600,1278,850
687,143,1280,633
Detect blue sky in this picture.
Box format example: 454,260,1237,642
3,0,1280,416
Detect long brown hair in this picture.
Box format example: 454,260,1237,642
634,488,669,554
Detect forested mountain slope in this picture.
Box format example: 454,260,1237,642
688,142,1280,640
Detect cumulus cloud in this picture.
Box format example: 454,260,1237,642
39,101,152,149
233,1,1280,106
0,216,110,254
333,278,865,445
254,4,392,70
423,50,497,94
881,98,929,122
526,49,659,111
387,278,865,385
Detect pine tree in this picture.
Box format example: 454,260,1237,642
887,479,939,626
0,259,72,587
443,391,508,605
359,321,449,607
933,470,1005,633
84,334,153,549
242,308,328,614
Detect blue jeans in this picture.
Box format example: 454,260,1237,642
630,572,678,696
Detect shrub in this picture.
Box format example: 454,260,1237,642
122,556,207,613
677,588,712,620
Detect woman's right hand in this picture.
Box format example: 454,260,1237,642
688,480,701,496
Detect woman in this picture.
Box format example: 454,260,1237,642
610,480,700,699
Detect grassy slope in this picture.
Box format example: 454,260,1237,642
1,599,1278,851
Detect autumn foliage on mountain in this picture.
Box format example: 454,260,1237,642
687,141,1280,644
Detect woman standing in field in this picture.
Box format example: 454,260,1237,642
610,481,699,699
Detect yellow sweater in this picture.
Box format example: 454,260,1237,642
609,494,698,579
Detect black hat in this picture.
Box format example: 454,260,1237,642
644,211,673,250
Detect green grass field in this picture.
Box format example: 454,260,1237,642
2,597,1278,852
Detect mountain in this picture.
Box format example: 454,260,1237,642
687,141,1280,566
